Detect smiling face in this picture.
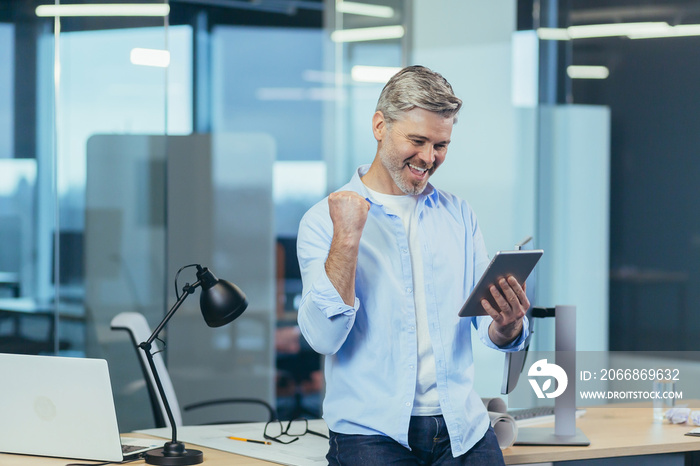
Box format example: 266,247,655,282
364,107,454,195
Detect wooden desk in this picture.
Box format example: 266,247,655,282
0,436,272,466
504,401,700,464
3,402,700,465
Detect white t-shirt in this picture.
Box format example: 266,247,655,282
365,186,440,416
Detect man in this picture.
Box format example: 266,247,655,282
297,65,529,465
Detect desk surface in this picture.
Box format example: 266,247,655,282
3,402,700,465
0,436,272,466
503,401,700,464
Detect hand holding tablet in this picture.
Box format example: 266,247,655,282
458,249,543,317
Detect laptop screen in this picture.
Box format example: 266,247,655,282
0,353,140,461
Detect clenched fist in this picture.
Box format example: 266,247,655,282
328,191,370,244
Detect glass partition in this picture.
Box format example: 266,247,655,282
560,1,700,353
513,0,700,357
1,0,333,430
54,0,173,431
2,0,418,430
324,0,407,188
0,0,176,430
208,23,326,420
0,23,13,160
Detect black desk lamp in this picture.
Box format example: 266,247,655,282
139,264,247,465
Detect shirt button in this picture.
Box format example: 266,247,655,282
406,287,412,293
409,365,414,369
410,326,415,331
402,248,408,254
405,402,411,407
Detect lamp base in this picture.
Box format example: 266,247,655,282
144,441,203,465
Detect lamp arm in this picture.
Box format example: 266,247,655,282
145,280,201,345
141,343,181,446
137,279,201,448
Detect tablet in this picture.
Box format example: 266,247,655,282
458,249,543,317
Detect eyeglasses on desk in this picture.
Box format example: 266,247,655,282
263,418,329,445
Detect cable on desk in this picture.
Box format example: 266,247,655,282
65,453,146,466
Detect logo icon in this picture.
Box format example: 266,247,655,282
528,359,568,399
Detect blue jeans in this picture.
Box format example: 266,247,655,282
326,416,505,465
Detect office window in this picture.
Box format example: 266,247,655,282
211,25,324,162
55,25,192,207
0,160,36,295
559,1,700,352
209,24,327,421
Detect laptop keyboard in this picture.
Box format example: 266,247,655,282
122,443,146,454
508,406,586,426
508,406,556,421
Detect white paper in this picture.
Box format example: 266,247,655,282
137,420,329,466
482,397,518,449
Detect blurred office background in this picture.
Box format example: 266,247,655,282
0,0,698,430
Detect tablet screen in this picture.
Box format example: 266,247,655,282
458,249,543,317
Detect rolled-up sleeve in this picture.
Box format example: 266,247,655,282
296,205,359,355
309,271,359,318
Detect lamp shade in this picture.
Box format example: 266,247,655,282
196,266,248,327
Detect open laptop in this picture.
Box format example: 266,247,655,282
0,353,162,462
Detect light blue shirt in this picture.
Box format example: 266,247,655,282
297,165,529,456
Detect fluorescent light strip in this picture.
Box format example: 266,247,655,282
351,65,401,83
35,3,170,17
568,22,669,39
567,65,609,79
331,25,404,43
628,24,700,39
537,28,570,41
538,22,673,40
130,48,170,68
337,1,394,18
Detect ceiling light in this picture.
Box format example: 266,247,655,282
351,65,401,83
567,22,669,39
567,65,609,79
130,48,170,68
537,28,570,41
337,1,394,18
331,25,405,43
628,23,700,39
537,22,671,40
35,3,170,17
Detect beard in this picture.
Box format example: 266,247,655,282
379,148,434,195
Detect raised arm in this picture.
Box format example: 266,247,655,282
325,191,370,305
296,191,370,355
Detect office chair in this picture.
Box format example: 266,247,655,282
110,312,277,428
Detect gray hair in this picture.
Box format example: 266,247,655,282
375,65,462,124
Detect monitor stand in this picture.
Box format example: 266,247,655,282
514,305,590,446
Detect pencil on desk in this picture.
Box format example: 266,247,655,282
228,436,271,445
